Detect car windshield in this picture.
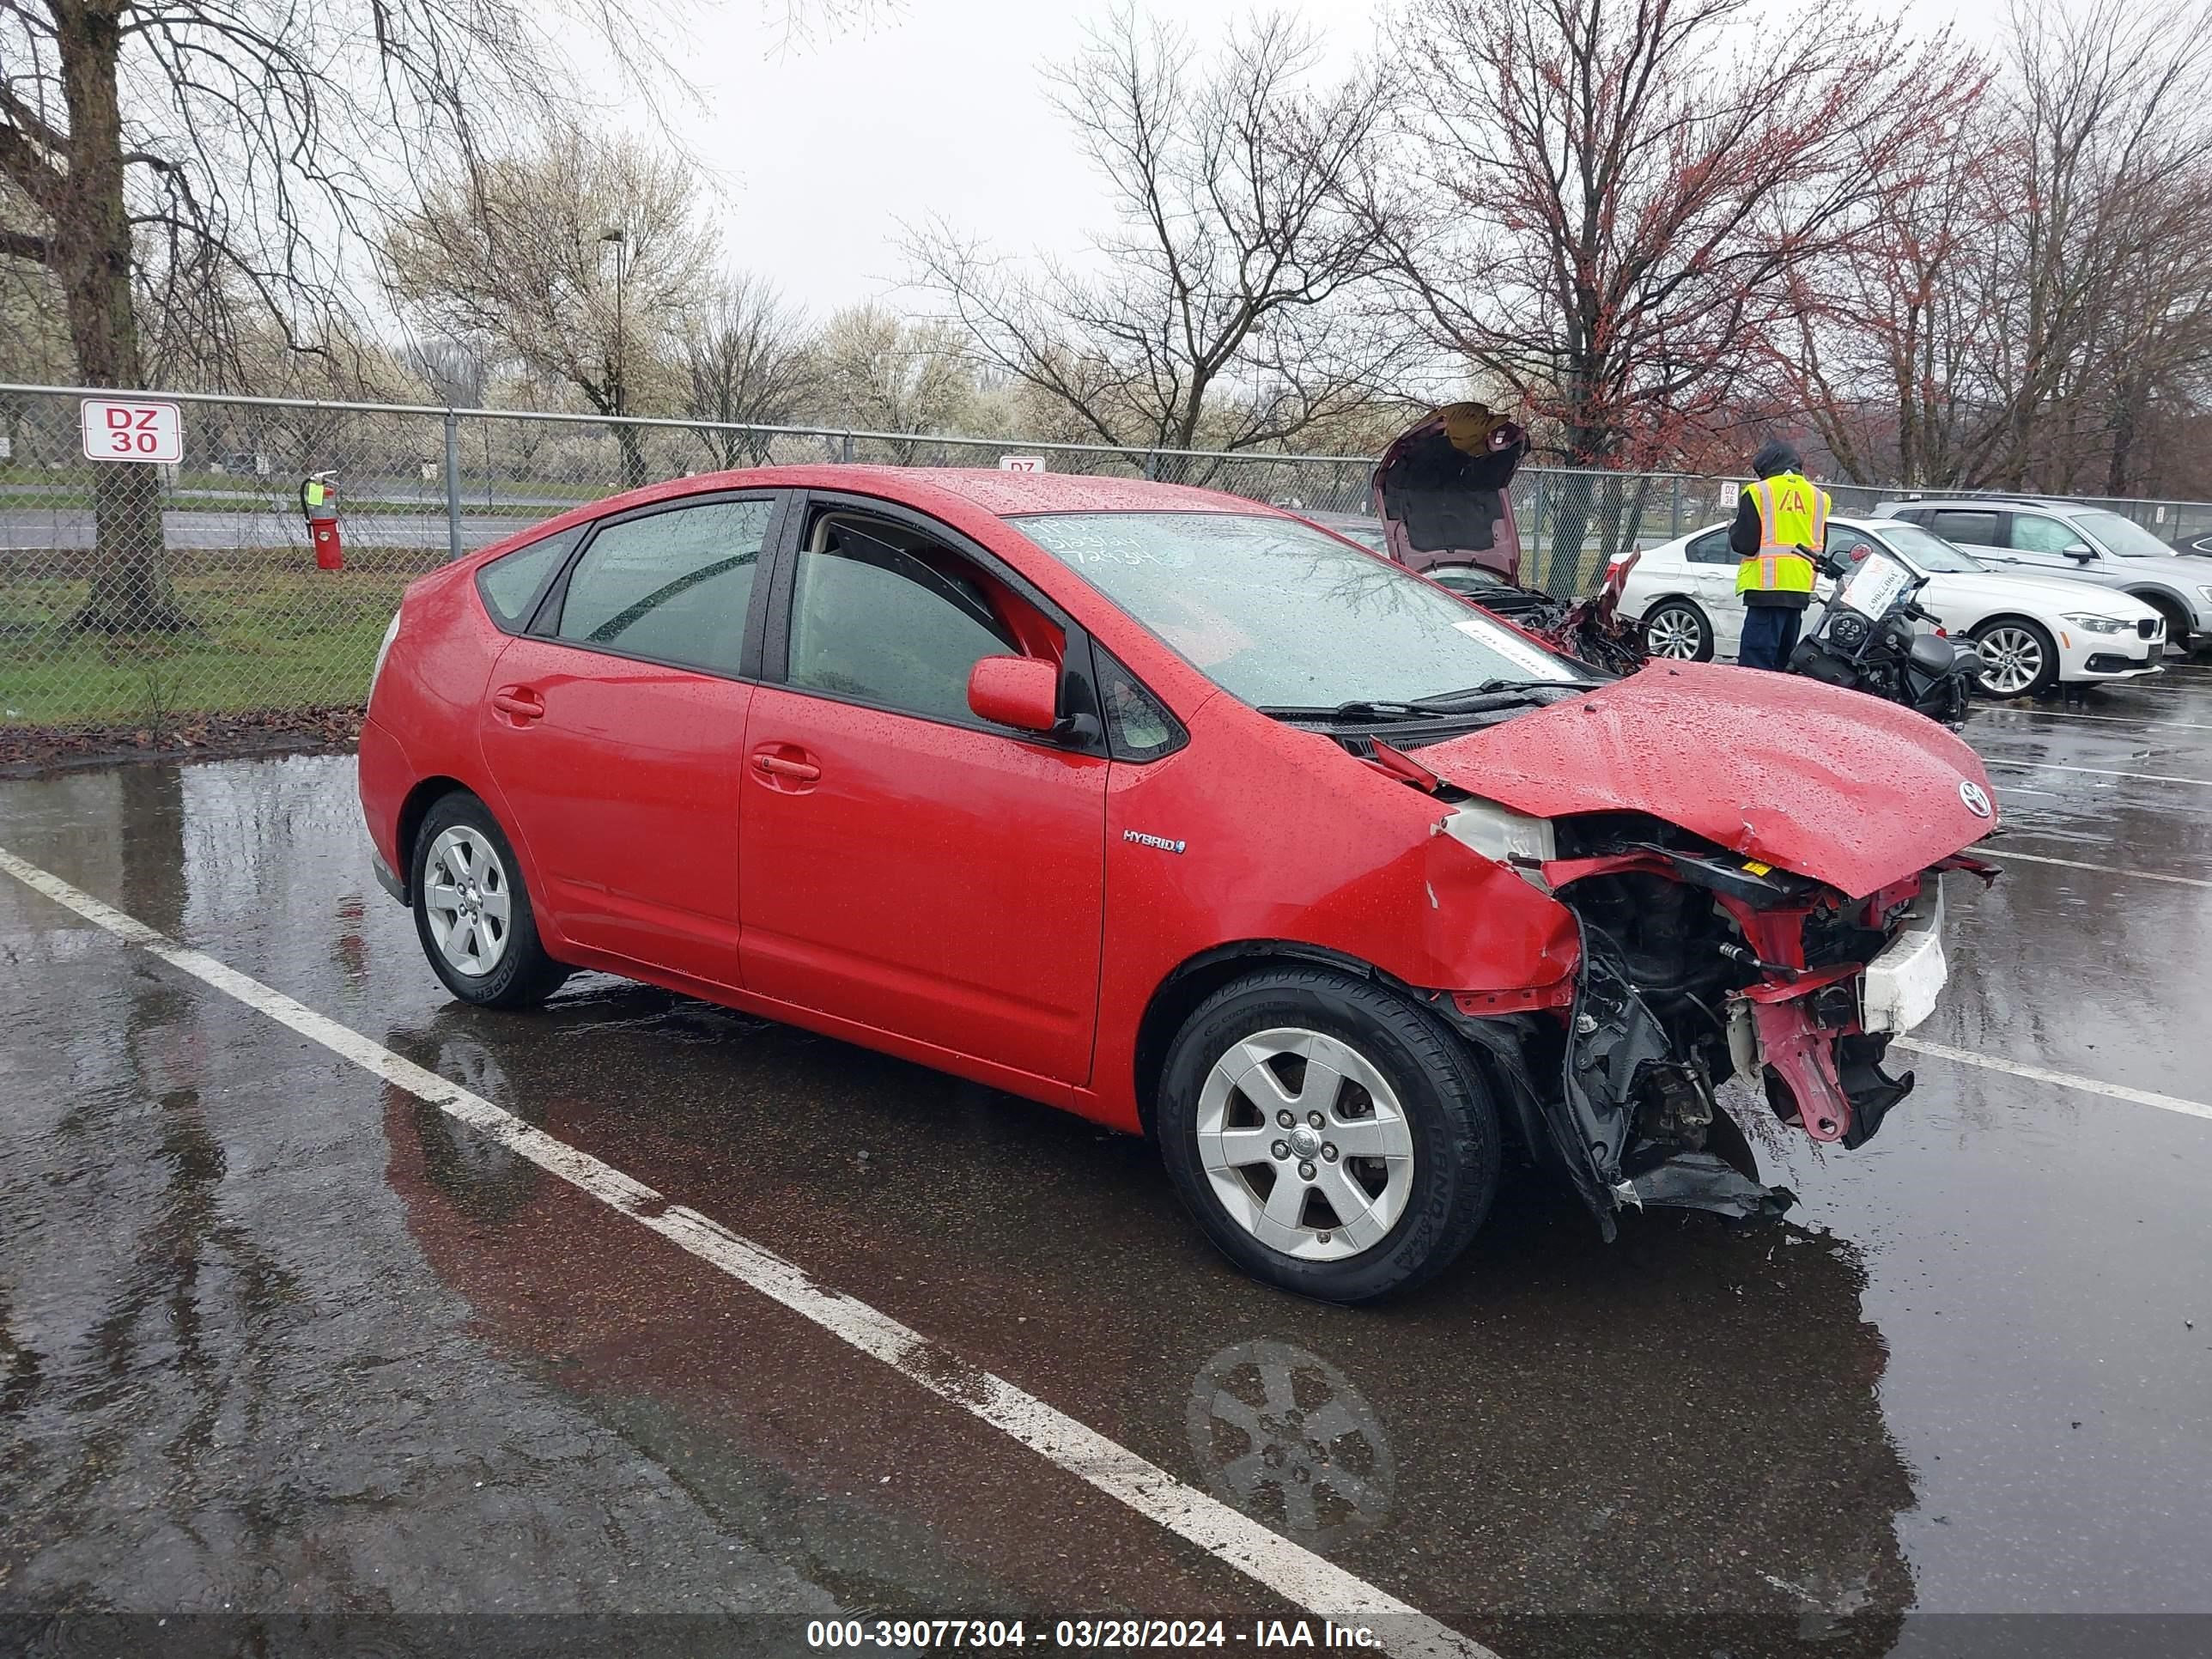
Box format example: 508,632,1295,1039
1013,512,1582,709
1867,522,1984,574
2074,508,2176,557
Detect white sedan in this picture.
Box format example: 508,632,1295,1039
1617,515,2166,696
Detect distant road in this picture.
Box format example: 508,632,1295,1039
0,507,538,554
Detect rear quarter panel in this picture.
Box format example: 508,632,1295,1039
359,562,520,895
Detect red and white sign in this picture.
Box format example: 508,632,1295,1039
998,453,1046,472
80,398,183,465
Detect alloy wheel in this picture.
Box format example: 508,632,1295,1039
422,825,513,976
1976,626,2045,696
1645,605,1705,659
1194,1028,1414,1261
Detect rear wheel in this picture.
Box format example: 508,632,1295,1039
411,791,569,1009
1157,966,1499,1303
1970,617,2059,699
1644,599,1715,661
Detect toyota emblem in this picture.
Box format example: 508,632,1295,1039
1959,780,1993,818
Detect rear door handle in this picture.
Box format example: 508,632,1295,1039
751,752,820,782
492,685,545,720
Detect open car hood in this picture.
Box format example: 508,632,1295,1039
1417,661,1997,897
1371,404,1528,582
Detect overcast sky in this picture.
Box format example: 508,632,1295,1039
637,0,1996,321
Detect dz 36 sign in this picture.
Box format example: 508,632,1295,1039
80,398,184,465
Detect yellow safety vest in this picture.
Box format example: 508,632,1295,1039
1735,472,1827,596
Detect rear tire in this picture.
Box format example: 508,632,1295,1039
1970,617,2060,699
1156,966,1499,1303
411,791,569,1009
1643,599,1715,661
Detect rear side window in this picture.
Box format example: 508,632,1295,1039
1930,509,1998,546
554,498,773,674
1685,529,1734,564
477,526,582,629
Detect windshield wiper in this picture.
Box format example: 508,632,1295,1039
1256,700,1435,722
1413,677,1601,710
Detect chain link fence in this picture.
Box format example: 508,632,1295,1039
8,380,2210,744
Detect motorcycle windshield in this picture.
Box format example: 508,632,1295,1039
1835,550,1916,618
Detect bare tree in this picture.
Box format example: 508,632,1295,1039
805,304,979,455
1765,0,2212,495
907,8,1408,460
1984,0,2212,489
682,276,818,468
0,0,695,629
386,129,716,489
1378,0,1984,475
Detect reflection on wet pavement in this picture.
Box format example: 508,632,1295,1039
3,671,2212,1655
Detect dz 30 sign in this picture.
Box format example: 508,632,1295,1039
80,398,184,465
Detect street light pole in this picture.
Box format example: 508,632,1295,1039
599,228,628,418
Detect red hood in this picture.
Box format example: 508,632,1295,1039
1419,661,1997,898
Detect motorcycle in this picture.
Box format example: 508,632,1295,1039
1785,542,1979,726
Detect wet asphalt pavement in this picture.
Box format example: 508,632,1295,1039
3,668,2211,1659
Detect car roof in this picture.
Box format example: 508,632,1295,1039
1879,495,2079,513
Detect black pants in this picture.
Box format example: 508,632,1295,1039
1739,604,1802,671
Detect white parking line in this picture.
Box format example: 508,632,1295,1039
1893,1037,2212,1125
1976,707,2212,733
1980,757,2212,787
1980,848,2212,890
0,845,1494,1659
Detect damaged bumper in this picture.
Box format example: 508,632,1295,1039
1439,838,1990,1239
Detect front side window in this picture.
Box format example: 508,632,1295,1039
477,526,584,629
554,498,773,673
1014,512,1583,710
787,519,1022,724
2007,514,2084,555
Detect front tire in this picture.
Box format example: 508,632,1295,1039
411,791,569,1009
1643,598,1715,661
1971,617,2060,699
1157,967,1499,1303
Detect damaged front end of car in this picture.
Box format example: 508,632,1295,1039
1431,803,1996,1237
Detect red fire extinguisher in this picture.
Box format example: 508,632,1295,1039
301,471,343,571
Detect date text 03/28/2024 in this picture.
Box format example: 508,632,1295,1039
805,1619,1383,1650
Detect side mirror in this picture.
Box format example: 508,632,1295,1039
2063,544,2096,562
967,654,1060,733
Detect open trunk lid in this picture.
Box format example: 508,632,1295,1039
1371,403,1528,582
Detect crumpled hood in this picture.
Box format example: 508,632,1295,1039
1418,661,1997,898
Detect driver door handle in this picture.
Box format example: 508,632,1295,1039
751,750,820,782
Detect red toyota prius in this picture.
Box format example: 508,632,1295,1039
358,467,1999,1301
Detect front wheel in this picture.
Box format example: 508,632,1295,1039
1157,967,1499,1303
411,791,570,1009
1971,618,2060,699
1643,599,1715,661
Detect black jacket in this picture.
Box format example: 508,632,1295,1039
1729,488,1812,610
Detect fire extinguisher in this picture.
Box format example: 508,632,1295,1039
301,471,343,571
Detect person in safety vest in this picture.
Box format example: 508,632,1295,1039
1728,437,1828,671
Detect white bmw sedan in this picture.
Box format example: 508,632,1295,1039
1617,515,2166,696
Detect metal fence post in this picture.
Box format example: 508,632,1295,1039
442,410,462,562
